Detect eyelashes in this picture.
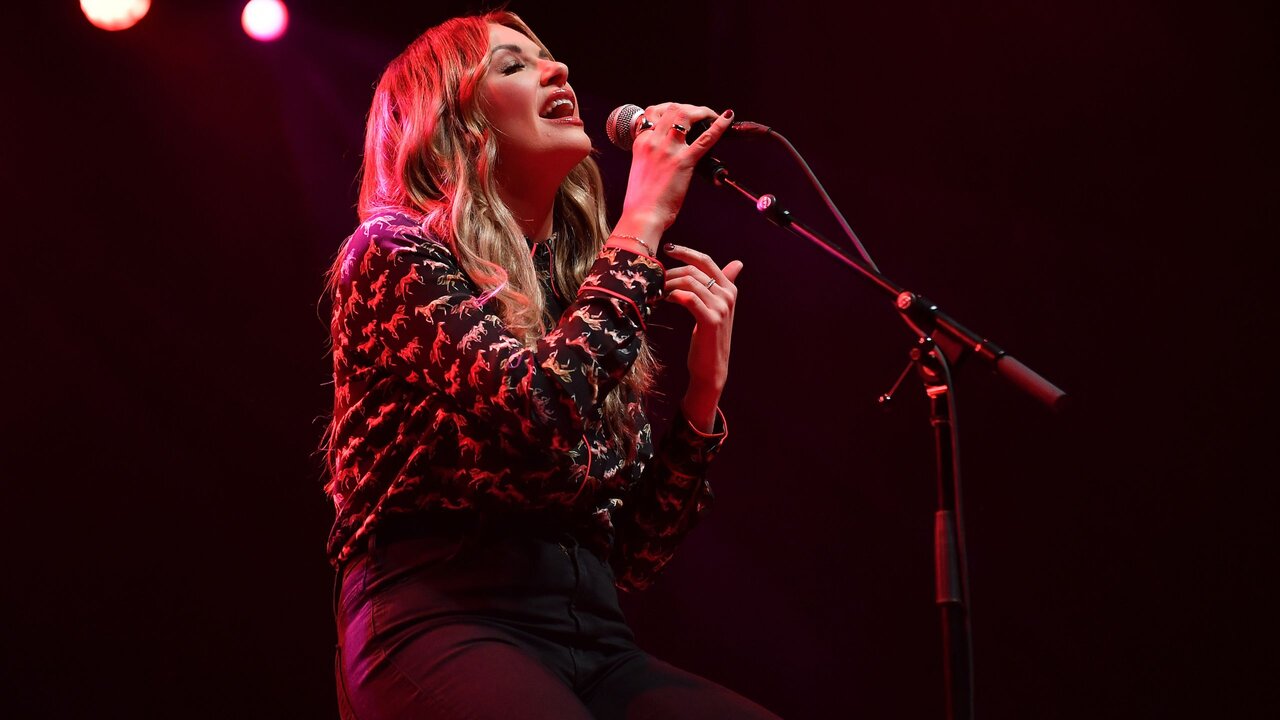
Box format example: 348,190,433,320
500,61,526,75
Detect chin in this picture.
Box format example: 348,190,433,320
550,135,593,169
499,133,593,182
568,136,593,161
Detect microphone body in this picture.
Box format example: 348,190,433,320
605,103,769,151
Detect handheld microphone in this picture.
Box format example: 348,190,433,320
604,103,770,151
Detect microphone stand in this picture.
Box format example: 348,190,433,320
695,156,1067,720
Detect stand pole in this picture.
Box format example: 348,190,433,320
914,342,974,720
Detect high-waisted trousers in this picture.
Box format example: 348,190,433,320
333,525,782,719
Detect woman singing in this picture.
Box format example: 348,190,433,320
322,10,779,719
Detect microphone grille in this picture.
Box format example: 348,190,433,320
605,104,644,151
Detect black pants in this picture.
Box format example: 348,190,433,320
333,526,782,719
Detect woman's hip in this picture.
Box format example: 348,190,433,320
335,530,634,649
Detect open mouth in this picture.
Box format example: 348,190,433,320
540,91,576,119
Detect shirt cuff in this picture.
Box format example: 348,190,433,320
577,246,666,327
684,405,728,440
668,406,728,465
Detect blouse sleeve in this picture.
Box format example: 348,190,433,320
610,407,727,592
337,215,665,457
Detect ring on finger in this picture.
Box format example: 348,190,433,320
638,117,655,134
705,278,717,290
670,123,688,136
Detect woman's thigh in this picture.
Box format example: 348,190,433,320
339,622,594,720
583,652,783,720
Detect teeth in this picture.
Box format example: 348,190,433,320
542,98,573,117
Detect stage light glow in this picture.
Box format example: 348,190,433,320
242,0,289,42
81,0,150,31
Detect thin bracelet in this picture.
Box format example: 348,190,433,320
606,233,655,254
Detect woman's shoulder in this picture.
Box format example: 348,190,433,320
351,209,453,261
352,210,450,253
337,210,455,287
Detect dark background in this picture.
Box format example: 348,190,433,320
4,1,1276,717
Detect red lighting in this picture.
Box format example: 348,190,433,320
81,0,150,31
242,0,289,42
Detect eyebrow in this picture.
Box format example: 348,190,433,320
489,44,552,61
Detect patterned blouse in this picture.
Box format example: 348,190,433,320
324,211,727,591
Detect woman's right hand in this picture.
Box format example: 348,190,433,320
613,103,734,242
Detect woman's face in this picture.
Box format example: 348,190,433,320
478,23,591,178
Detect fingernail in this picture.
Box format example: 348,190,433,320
723,109,734,120
663,243,676,253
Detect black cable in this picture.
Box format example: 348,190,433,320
765,130,881,273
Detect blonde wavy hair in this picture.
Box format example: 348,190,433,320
323,10,659,470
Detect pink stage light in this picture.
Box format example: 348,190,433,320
81,0,150,31
242,0,289,42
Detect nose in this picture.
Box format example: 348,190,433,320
541,58,569,86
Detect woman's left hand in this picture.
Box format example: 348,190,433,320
661,244,743,432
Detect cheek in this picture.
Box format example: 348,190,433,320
482,84,532,129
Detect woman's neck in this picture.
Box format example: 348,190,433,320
498,178,557,241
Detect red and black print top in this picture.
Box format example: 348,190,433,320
324,211,727,591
